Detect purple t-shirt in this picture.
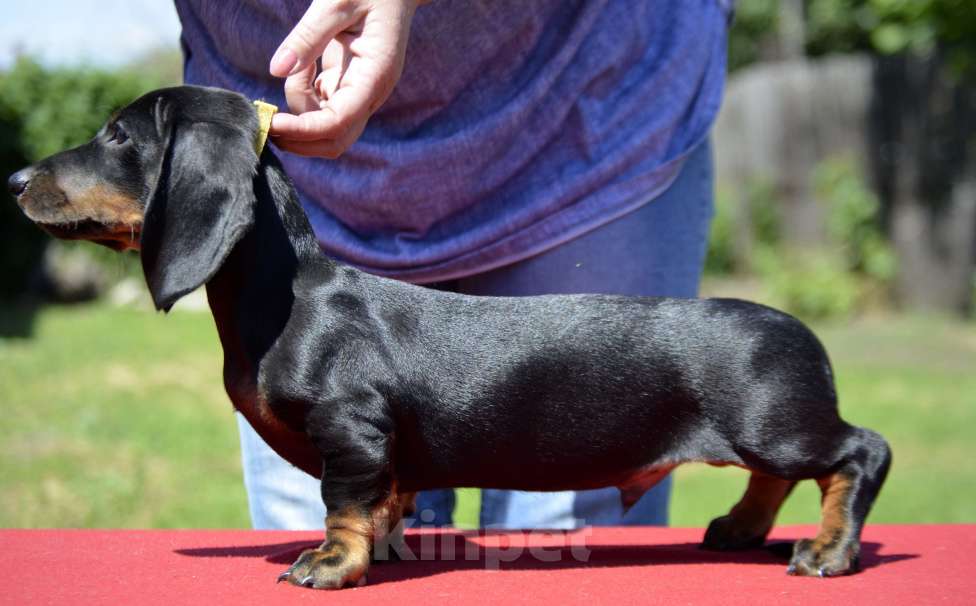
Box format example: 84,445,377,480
175,0,731,283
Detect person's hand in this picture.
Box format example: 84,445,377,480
268,0,424,158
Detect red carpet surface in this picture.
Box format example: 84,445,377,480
1,525,972,605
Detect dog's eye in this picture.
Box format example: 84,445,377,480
108,123,129,145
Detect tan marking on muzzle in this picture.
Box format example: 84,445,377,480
69,184,144,228
18,175,144,249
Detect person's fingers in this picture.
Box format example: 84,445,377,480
271,53,383,141
270,109,342,142
272,114,368,158
318,69,382,128
270,0,421,152
273,138,344,159
282,63,321,115
311,7,414,137
317,39,349,99
269,0,363,77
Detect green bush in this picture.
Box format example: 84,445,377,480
754,158,895,320
0,58,165,160
747,177,782,249
728,0,780,72
806,0,976,77
755,247,861,320
732,0,976,79
705,177,781,276
704,191,736,275
814,157,897,284
709,158,896,321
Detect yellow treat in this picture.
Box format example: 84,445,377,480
252,100,278,155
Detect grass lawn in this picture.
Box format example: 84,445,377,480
1,302,974,529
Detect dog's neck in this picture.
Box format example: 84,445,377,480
205,150,337,387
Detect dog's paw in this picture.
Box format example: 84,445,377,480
277,545,369,589
786,538,860,577
700,514,768,551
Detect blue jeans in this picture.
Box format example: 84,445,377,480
236,140,714,529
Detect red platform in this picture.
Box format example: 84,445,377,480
2,525,972,605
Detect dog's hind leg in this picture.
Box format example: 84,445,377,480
788,427,892,577
701,472,796,551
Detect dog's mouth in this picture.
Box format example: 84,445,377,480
38,219,142,251
15,174,144,251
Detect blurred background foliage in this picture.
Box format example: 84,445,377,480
1,58,161,161
719,0,976,318
706,157,898,319
734,0,976,75
1,3,974,529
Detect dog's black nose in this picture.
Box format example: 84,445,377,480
7,168,32,196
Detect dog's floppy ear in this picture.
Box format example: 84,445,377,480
140,96,259,312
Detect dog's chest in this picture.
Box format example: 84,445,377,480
225,371,322,477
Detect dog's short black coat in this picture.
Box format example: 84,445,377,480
9,86,892,589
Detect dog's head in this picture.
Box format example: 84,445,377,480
7,85,262,311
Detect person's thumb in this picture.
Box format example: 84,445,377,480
269,0,362,77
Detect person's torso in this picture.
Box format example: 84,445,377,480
175,0,730,281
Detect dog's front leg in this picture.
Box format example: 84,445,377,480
278,401,394,589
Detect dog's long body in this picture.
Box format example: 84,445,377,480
9,86,891,589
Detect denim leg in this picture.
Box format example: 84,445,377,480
620,475,672,525
457,140,715,528
480,477,672,529
236,414,326,530
411,489,457,527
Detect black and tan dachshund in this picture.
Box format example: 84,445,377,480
9,86,891,589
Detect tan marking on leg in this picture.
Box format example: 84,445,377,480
703,472,795,550
399,492,417,519
322,506,373,583
370,483,400,544
328,506,374,538
787,472,859,576
728,473,795,538
370,486,414,562
618,464,676,510
814,472,854,550
370,485,417,543
283,469,399,586
282,505,376,588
